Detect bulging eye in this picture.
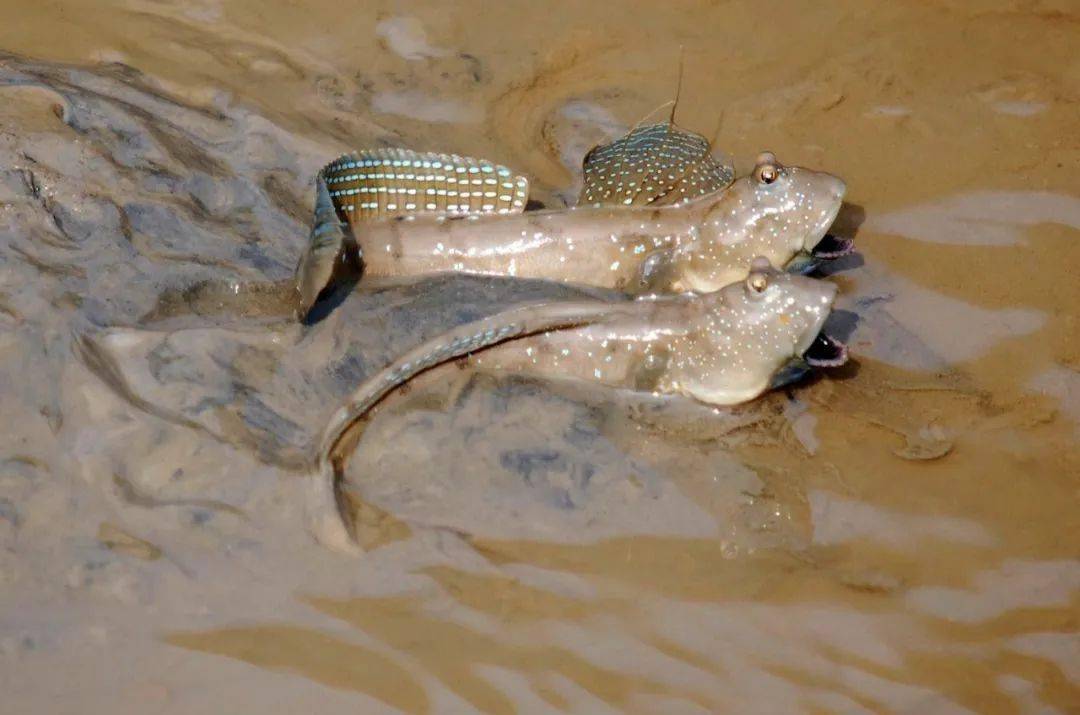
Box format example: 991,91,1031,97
747,272,769,294
755,163,779,184
753,152,782,185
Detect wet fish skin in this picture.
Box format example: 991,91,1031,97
349,155,845,293
296,150,845,318
674,161,846,292
310,259,841,549
295,149,530,316
466,260,841,406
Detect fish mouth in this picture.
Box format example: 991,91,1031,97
811,233,855,259
803,175,847,254
768,329,848,390
804,331,849,367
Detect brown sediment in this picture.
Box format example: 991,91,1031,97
0,1,1077,713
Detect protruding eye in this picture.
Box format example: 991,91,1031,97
747,272,769,294
755,163,779,184
753,151,782,185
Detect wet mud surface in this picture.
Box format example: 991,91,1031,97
0,1,1077,713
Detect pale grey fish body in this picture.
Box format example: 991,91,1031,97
296,147,845,315
357,203,697,290
353,156,844,294
468,264,840,406
311,261,841,548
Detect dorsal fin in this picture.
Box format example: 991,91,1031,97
578,122,735,208
321,148,530,225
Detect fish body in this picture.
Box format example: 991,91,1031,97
311,259,845,548
353,157,844,293
296,147,846,315
355,202,695,289
467,261,842,406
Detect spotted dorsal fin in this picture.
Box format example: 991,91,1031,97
322,148,530,225
578,123,734,207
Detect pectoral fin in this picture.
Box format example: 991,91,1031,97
769,358,813,390
634,247,680,293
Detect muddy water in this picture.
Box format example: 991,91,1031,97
1,1,1077,713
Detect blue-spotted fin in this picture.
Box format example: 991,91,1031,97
323,148,529,222
578,122,735,207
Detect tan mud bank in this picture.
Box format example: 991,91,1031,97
0,1,1077,713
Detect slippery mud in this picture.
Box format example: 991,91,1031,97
1,1,1078,713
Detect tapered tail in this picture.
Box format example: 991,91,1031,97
307,299,629,550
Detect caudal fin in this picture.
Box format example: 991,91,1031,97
294,173,352,318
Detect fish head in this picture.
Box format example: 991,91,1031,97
686,153,846,290
673,257,846,405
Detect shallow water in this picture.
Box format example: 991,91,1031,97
1,1,1078,713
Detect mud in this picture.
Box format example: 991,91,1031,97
0,1,1077,713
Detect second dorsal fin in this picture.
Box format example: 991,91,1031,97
322,148,530,225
